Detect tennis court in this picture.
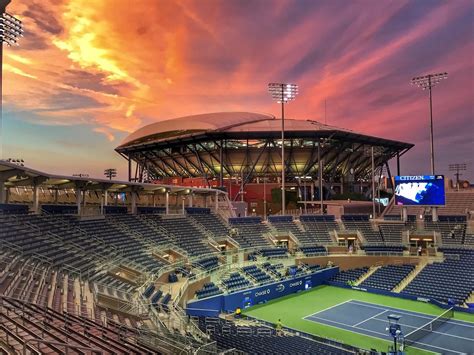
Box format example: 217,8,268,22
304,299,474,354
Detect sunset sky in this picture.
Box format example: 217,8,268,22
2,0,473,181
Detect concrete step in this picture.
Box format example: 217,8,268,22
355,266,380,286
466,290,474,304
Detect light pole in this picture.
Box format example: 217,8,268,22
268,82,298,215
263,176,267,220
411,72,448,174
0,0,23,160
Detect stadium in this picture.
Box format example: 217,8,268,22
1,109,474,354
1,1,474,355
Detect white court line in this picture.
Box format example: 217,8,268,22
302,299,353,320
348,299,474,328
368,317,474,342
353,309,388,327
347,300,434,320
308,315,465,354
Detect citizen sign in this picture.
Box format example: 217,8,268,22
398,176,428,181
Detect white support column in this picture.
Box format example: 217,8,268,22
182,196,185,215
104,190,108,206
402,207,408,222
432,207,438,222
131,191,137,215
188,193,193,207
75,188,82,216
165,191,169,215
32,185,39,214
54,189,59,204
100,192,104,215
82,190,87,209
215,191,219,212
0,180,5,204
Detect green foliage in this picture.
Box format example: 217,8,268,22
271,188,298,206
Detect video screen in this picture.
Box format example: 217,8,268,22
394,175,445,206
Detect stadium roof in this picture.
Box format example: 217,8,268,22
115,111,414,181
0,160,221,194
117,111,409,150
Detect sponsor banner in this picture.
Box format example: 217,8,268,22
186,267,338,316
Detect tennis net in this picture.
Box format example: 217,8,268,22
403,307,454,348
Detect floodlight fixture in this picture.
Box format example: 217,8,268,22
104,168,117,180
449,163,466,191
0,12,23,46
267,82,299,215
411,72,448,174
268,83,298,103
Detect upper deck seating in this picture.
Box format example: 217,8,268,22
299,215,337,244
228,217,271,248
342,215,383,244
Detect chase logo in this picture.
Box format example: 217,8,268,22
276,284,285,292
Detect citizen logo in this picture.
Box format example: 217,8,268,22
398,176,426,181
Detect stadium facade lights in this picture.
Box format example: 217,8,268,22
72,173,90,178
0,1,23,160
268,82,298,215
6,157,23,166
411,72,448,174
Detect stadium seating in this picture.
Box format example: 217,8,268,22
0,203,29,214
402,248,474,305
359,264,415,291
222,273,252,291
342,215,383,244
260,247,288,258
328,267,369,284
188,211,231,239
299,215,337,244
268,215,307,242
363,245,405,255
228,217,272,248
0,296,157,354
148,215,215,256
424,215,467,245
193,256,220,271
379,223,405,244
195,282,223,299
300,246,327,256
242,265,273,284
197,316,353,354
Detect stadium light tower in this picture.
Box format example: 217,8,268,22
411,72,448,174
268,82,298,215
449,163,466,191
0,0,23,160
104,168,117,180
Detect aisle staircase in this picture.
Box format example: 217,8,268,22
392,260,428,293
355,266,380,286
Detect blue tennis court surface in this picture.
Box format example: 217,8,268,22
303,300,474,354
